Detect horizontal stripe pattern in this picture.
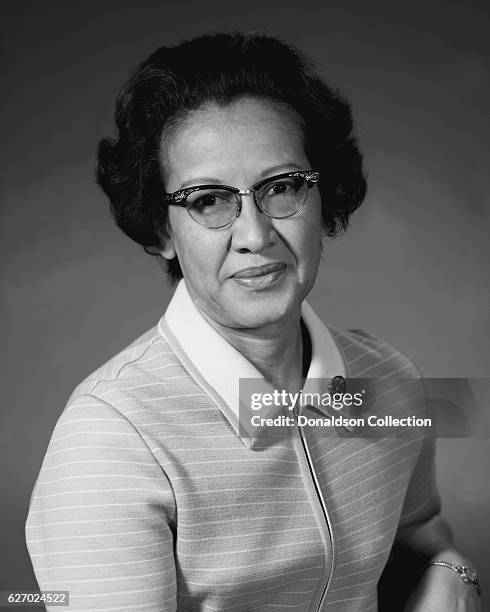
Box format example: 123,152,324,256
26,321,440,611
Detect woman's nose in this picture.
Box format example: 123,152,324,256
230,193,276,253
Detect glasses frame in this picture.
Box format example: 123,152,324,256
164,170,320,229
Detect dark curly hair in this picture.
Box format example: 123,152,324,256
97,31,367,285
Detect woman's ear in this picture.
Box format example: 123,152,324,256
159,239,176,260
146,240,176,259
146,220,176,259
158,219,176,260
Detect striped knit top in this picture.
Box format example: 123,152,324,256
25,280,440,612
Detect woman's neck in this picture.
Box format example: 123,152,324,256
202,308,305,393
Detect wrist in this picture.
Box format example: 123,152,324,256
424,557,481,597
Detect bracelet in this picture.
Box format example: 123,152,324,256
424,560,481,597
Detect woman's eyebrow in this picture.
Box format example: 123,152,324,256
179,164,304,190
179,177,223,189
257,163,303,178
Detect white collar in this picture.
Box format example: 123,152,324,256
158,279,345,448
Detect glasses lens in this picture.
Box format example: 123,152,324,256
186,189,238,228
257,176,308,218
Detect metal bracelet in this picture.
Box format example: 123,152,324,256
424,560,481,597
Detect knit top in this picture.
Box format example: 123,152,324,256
26,280,440,611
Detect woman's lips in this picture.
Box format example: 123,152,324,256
231,263,287,290
231,262,287,279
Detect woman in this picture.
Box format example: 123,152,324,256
25,32,481,611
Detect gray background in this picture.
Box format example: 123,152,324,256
2,0,489,607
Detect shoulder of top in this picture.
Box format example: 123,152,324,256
67,323,182,403
326,324,422,378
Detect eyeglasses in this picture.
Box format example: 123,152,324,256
164,170,320,229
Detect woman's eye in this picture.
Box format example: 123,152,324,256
266,180,296,196
192,194,218,210
189,191,233,215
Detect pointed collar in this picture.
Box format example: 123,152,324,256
158,279,345,449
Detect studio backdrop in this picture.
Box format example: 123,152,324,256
2,0,489,608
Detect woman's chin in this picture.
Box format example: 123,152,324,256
222,285,299,329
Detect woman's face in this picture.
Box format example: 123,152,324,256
160,96,323,330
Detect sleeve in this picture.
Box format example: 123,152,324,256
349,328,443,530
396,353,442,530
397,433,442,529
25,395,177,611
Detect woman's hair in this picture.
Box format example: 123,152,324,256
97,31,367,285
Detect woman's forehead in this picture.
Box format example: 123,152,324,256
161,97,307,187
